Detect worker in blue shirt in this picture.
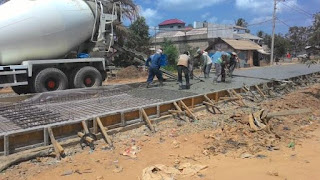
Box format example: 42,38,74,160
145,49,164,88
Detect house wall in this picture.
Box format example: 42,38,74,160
159,24,185,32
152,34,209,53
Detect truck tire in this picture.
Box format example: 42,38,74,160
33,68,68,93
73,66,102,88
12,85,31,95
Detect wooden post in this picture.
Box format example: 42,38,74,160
43,128,49,146
191,98,195,109
93,118,98,134
47,127,64,159
121,112,126,127
157,105,161,118
140,108,156,133
96,117,113,147
215,92,219,102
4,135,9,156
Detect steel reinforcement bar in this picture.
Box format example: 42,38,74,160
0,72,319,156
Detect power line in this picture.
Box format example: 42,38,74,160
279,1,313,18
277,18,291,28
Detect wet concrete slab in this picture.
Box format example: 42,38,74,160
0,64,319,134
161,64,320,94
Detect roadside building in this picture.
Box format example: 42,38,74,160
206,38,269,67
158,19,186,32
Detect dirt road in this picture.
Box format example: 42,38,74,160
1,84,319,180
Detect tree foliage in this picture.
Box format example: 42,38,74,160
114,17,150,67
309,13,320,46
235,18,250,33
161,39,179,67
286,26,309,55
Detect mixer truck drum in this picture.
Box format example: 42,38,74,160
33,68,68,93
73,66,102,88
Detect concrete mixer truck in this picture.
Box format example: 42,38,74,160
0,0,127,94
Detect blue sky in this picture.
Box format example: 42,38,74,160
134,0,320,35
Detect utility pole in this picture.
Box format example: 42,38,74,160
270,0,277,66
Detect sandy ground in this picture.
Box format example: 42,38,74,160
1,84,319,180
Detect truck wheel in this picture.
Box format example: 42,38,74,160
73,66,102,88
12,85,31,95
34,68,68,93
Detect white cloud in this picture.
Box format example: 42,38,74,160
139,6,161,26
250,16,272,24
157,0,224,10
208,16,218,23
235,0,298,14
201,12,211,19
221,19,234,25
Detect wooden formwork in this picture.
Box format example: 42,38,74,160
0,72,319,156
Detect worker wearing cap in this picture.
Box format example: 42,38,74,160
197,49,212,78
145,49,164,88
177,51,191,90
228,52,238,78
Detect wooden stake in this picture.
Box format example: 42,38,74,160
81,121,89,134
179,100,198,121
47,127,64,159
78,132,94,143
96,117,113,147
173,102,183,112
140,108,156,133
230,89,246,106
203,95,223,114
255,85,266,99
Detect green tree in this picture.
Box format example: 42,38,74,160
309,12,320,46
114,17,150,67
257,30,264,38
274,34,291,58
161,38,179,67
235,18,250,33
287,26,309,56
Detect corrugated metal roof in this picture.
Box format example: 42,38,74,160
233,33,262,40
156,28,207,38
159,19,185,26
222,39,262,50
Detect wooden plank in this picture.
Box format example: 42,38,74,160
81,121,89,134
96,117,113,147
267,108,312,118
47,127,64,159
179,100,198,121
140,108,156,133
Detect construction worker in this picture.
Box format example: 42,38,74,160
177,51,191,90
197,49,212,78
145,49,164,88
228,52,238,78
213,52,228,83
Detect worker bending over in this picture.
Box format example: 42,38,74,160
197,49,212,78
228,52,238,78
177,51,191,90
145,49,164,88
